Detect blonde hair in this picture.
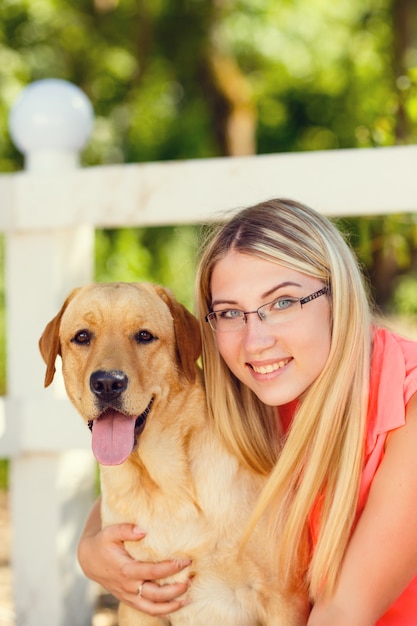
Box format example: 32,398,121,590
195,198,372,599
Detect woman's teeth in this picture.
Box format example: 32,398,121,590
252,360,289,374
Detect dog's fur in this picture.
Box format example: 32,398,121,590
39,282,308,626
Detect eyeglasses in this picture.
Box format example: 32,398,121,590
205,286,329,332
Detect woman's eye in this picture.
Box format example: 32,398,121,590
71,330,91,345
135,330,155,343
273,298,298,310
220,309,243,320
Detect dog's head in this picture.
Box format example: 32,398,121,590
39,282,202,466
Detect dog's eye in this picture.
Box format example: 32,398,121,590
135,330,155,344
71,330,91,345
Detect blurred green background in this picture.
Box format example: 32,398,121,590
1,0,417,484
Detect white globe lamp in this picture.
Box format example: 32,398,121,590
9,78,94,172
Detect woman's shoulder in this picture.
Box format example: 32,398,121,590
366,326,417,450
372,327,417,376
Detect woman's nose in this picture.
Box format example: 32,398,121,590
241,314,276,352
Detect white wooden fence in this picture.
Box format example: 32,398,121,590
0,79,416,626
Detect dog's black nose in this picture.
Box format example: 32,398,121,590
90,370,128,399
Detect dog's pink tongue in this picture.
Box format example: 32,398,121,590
91,411,135,466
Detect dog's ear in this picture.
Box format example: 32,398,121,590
154,286,201,384
38,289,80,388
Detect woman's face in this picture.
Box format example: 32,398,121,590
209,251,332,407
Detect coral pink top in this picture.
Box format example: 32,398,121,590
282,327,417,624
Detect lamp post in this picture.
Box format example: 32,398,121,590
7,79,97,626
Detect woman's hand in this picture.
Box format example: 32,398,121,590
77,500,191,616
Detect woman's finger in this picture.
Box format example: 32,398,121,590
117,579,190,614
138,579,190,603
123,558,192,590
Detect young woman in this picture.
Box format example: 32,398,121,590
78,198,417,625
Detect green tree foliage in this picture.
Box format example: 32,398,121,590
336,213,417,310
95,225,199,308
2,0,417,165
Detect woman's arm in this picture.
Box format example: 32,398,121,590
308,393,417,626
77,497,191,616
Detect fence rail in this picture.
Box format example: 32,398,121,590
1,145,417,234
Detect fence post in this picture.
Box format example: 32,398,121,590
7,79,98,626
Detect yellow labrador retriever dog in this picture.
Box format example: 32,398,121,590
39,282,308,626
